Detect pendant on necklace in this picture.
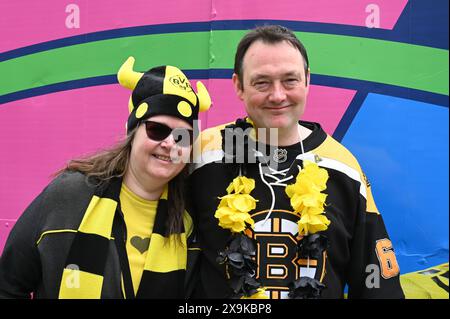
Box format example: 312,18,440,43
273,148,288,163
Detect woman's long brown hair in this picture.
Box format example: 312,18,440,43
56,126,188,238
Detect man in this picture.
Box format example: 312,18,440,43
188,25,404,298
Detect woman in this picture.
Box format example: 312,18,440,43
0,57,211,299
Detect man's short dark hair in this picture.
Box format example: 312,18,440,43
234,25,310,88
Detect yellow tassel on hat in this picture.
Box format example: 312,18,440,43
196,81,212,112
117,56,144,90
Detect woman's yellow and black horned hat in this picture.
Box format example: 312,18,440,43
117,56,211,133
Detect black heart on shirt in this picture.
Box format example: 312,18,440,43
130,236,150,254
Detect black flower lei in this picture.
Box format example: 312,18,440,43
221,118,255,168
217,232,262,298
217,231,329,298
289,234,329,298
217,118,329,299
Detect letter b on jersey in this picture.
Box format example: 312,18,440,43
256,233,298,285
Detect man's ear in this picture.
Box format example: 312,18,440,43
304,68,311,96
306,68,311,87
232,73,244,101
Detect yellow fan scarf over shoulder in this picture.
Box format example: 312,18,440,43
58,177,187,299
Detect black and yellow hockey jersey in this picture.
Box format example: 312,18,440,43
188,119,404,299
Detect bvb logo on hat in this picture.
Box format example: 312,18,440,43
169,75,193,92
117,56,211,134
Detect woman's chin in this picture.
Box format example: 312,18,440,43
147,165,185,182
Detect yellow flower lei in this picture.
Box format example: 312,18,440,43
285,160,331,236
215,159,330,299
214,176,258,233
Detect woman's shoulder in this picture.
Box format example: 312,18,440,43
36,171,97,215
32,171,98,231
43,170,102,198
48,170,98,205
14,171,96,244
48,170,90,190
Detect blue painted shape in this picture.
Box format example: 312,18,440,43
342,93,449,274
393,0,449,50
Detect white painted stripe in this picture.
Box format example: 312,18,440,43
296,154,367,198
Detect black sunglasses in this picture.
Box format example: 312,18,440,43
144,121,194,147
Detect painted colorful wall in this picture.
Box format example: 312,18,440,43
0,0,448,297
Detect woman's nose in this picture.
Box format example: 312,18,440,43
160,134,177,148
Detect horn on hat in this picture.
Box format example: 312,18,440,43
117,56,144,90
196,81,212,112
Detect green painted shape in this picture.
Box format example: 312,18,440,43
0,32,210,96
210,31,449,96
1,31,448,97
306,33,448,96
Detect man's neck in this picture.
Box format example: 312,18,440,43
256,123,312,147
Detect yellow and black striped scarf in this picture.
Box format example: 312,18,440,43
58,177,187,299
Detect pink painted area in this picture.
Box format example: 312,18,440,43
0,0,211,53
213,0,408,29
0,0,408,53
0,84,130,223
0,80,209,226
202,79,246,128
0,80,354,253
303,84,356,135
0,220,16,256
204,79,356,135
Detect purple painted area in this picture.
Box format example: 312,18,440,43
0,0,407,53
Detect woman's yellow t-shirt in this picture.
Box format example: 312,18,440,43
120,183,193,295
